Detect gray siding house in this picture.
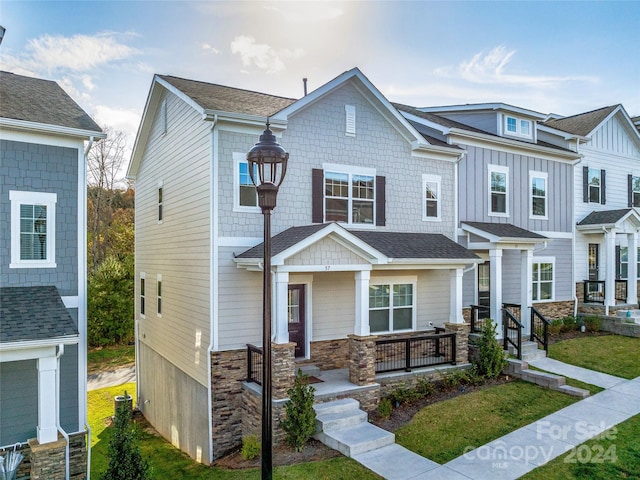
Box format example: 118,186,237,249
541,105,640,314
0,71,104,479
127,68,480,462
395,103,582,334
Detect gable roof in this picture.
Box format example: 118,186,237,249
418,102,547,120
0,71,103,137
543,105,619,137
0,286,79,344
461,222,547,243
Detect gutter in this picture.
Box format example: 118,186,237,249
0,118,106,141
55,344,71,480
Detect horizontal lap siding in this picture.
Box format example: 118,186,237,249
310,272,355,341
136,91,211,386
416,270,450,328
0,359,37,445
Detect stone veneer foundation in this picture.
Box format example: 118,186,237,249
295,339,349,370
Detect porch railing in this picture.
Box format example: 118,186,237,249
530,306,550,353
246,344,263,385
584,280,605,304
502,303,521,323
615,280,628,302
503,308,523,360
375,333,456,373
470,304,490,333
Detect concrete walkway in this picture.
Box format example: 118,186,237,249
356,361,640,479
88,365,135,391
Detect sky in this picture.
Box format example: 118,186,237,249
1,0,639,151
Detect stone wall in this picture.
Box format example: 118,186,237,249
272,343,295,400
348,335,377,386
592,315,640,338
378,364,472,398
28,435,67,480
295,339,349,371
532,301,574,320
241,386,288,446
68,432,87,479
444,323,469,364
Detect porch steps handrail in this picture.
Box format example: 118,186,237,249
530,306,550,353
469,304,490,333
246,344,263,385
503,307,523,360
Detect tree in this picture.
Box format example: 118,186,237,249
473,319,507,378
280,370,316,452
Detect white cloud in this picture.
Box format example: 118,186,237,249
230,35,304,74
262,3,344,23
93,104,142,140
202,43,220,55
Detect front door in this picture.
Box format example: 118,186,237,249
478,261,491,308
588,244,599,281
288,284,306,358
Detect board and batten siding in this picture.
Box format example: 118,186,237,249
135,90,212,386
459,145,574,233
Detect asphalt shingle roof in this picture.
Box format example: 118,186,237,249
159,75,297,117
462,222,546,240
0,71,103,132
0,286,79,343
236,224,479,260
578,209,632,226
544,105,619,137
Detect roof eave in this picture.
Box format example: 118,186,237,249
0,118,105,140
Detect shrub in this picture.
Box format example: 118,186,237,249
561,316,579,332
281,370,316,452
389,385,420,406
378,398,392,418
584,315,602,332
102,391,151,480
415,377,435,397
241,435,261,460
548,319,563,335
473,319,507,379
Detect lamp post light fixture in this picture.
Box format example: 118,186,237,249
246,120,289,480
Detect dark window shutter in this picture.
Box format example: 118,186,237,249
376,175,386,226
616,246,621,279
582,166,589,203
601,170,606,205
629,174,633,207
312,169,324,223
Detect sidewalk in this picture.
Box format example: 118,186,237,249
357,361,640,479
88,365,135,391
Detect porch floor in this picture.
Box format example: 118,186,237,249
312,369,378,399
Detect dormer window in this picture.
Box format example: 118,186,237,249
504,115,533,139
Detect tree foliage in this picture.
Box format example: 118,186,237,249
281,370,317,452
473,319,507,378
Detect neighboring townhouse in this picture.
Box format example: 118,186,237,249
395,103,582,336
0,71,105,479
127,67,480,462
541,105,640,315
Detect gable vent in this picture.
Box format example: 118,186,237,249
345,104,355,136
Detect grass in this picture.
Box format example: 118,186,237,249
527,365,604,395
395,381,577,464
548,335,640,379
88,344,135,375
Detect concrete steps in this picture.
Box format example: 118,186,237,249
509,340,547,361
506,358,590,398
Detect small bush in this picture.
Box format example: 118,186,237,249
281,370,316,452
584,315,602,332
389,385,420,406
561,316,579,332
439,369,471,391
548,319,563,335
378,398,392,418
473,319,507,378
241,435,260,460
415,377,435,397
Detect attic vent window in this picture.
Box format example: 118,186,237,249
345,105,356,136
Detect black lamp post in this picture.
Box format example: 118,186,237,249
247,121,289,480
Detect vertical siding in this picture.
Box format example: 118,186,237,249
0,359,38,445
537,239,573,301
135,90,212,386
60,344,80,432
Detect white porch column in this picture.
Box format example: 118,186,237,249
354,270,371,336
489,249,503,335
628,233,638,305
604,230,616,310
37,356,58,444
274,271,290,344
449,268,464,324
520,249,533,335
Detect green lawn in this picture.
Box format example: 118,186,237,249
88,344,135,375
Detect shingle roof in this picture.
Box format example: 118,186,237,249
577,209,632,226
462,222,547,239
236,224,479,260
158,75,297,117
0,71,103,133
0,286,79,343
543,105,619,137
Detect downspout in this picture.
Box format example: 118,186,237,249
573,143,582,318
602,225,610,316
55,344,71,480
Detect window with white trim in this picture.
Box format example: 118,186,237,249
422,174,441,221
504,115,533,139
532,258,554,301
157,274,162,317
369,279,416,333
10,191,57,268
324,164,375,225
588,168,602,203
488,165,508,216
233,152,259,212
140,272,146,318
619,247,628,280
631,176,640,207
530,171,548,219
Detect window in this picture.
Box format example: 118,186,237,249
233,152,259,211
532,259,554,301
618,246,628,280
637,247,640,279
520,119,531,136
157,274,162,317
140,272,146,317
504,116,533,139
422,174,441,221
506,117,517,133
530,171,548,218
345,105,356,136
584,167,606,204
158,180,164,222
629,175,640,207
489,165,508,216
369,281,415,333
324,165,375,225
10,191,57,268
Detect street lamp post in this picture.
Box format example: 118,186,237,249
246,121,289,480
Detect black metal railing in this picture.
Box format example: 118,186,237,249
615,280,628,302
502,303,521,322
470,305,491,333
530,306,550,352
246,344,263,385
503,308,523,360
375,333,456,373
584,280,605,304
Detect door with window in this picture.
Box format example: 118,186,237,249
288,285,306,358
588,244,599,281
478,261,491,308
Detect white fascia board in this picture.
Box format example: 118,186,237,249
419,103,546,120
410,142,464,162
203,111,288,131
0,118,105,140
461,223,545,245
0,336,79,362
400,111,450,135
155,76,206,116
537,123,589,142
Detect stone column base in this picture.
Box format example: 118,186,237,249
444,322,470,364
348,334,377,386
28,434,67,480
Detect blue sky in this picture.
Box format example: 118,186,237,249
1,1,639,143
